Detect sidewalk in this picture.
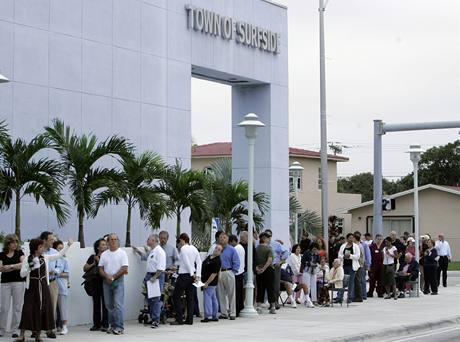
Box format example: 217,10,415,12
60,271,460,342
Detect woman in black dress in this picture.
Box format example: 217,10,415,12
16,238,73,342
83,238,109,331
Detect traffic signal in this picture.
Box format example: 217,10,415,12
382,198,396,211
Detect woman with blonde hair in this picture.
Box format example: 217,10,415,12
0,234,25,338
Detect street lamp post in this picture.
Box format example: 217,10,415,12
238,113,265,317
289,161,304,244
406,143,424,297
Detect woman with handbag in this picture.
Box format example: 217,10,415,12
83,238,108,332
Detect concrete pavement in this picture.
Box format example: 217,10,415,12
40,271,460,342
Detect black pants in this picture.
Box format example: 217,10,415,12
437,256,449,287
235,273,244,316
256,267,275,304
273,265,281,306
92,281,108,328
353,267,363,301
424,265,438,294
396,275,410,292
173,274,194,323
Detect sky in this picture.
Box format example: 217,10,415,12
191,0,460,179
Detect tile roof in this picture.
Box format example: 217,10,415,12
191,142,349,162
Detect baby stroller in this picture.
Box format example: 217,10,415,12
317,269,330,306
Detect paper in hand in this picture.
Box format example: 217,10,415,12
147,279,161,298
193,281,205,288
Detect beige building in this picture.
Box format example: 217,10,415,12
343,184,460,261
191,142,361,232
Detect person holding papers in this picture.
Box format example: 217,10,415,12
134,234,166,329
171,233,202,326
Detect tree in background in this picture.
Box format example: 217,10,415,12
156,160,207,237
338,140,460,201
0,131,69,240
44,119,131,248
92,151,167,247
200,158,269,234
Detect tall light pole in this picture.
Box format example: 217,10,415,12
289,161,304,244
238,113,265,317
0,72,9,83
319,0,330,253
406,143,423,297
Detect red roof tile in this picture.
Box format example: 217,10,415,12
191,142,349,162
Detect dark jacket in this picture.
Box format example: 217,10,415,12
300,250,320,274
423,248,438,267
397,259,419,280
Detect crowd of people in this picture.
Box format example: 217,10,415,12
0,227,453,339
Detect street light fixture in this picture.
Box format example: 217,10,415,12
406,143,424,297
238,113,265,318
0,72,9,83
289,161,304,244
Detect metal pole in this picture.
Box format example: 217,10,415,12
240,137,257,317
413,161,420,297
319,0,329,254
373,120,383,236
294,184,299,244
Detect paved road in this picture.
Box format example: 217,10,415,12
385,327,460,342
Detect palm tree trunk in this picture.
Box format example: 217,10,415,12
15,191,21,240
78,209,85,248
125,203,132,247
176,208,181,238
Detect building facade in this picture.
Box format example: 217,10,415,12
0,0,289,244
192,142,362,234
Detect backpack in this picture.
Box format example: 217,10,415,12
81,264,100,297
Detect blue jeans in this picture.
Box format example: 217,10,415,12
338,265,355,302
203,286,218,319
146,273,165,323
103,277,125,330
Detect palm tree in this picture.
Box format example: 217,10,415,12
156,160,207,237
93,151,168,247
44,119,131,248
0,120,8,146
0,132,69,240
202,158,270,233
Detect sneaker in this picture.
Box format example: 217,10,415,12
89,326,100,331
60,326,68,335
306,302,316,308
229,316,236,320
151,321,159,329
113,329,124,335
106,328,114,334
398,293,405,298
12,331,19,338
384,294,391,299
291,301,297,308
46,332,57,339
100,327,108,332
269,307,276,314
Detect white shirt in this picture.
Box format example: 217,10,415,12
287,253,301,275
178,244,202,278
234,244,245,275
435,240,452,258
99,248,129,277
146,245,166,273
383,246,397,265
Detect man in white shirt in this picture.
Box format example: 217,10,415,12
229,234,245,316
382,237,398,300
171,233,202,325
134,234,166,329
435,234,452,287
99,234,129,335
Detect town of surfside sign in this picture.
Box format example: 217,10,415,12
185,5,281,54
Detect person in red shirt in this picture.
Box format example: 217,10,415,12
368,234,384,298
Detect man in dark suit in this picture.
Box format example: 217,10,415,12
396,253,419,298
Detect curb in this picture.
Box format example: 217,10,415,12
320,315,460,342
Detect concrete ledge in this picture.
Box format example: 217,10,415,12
321,315,460,342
